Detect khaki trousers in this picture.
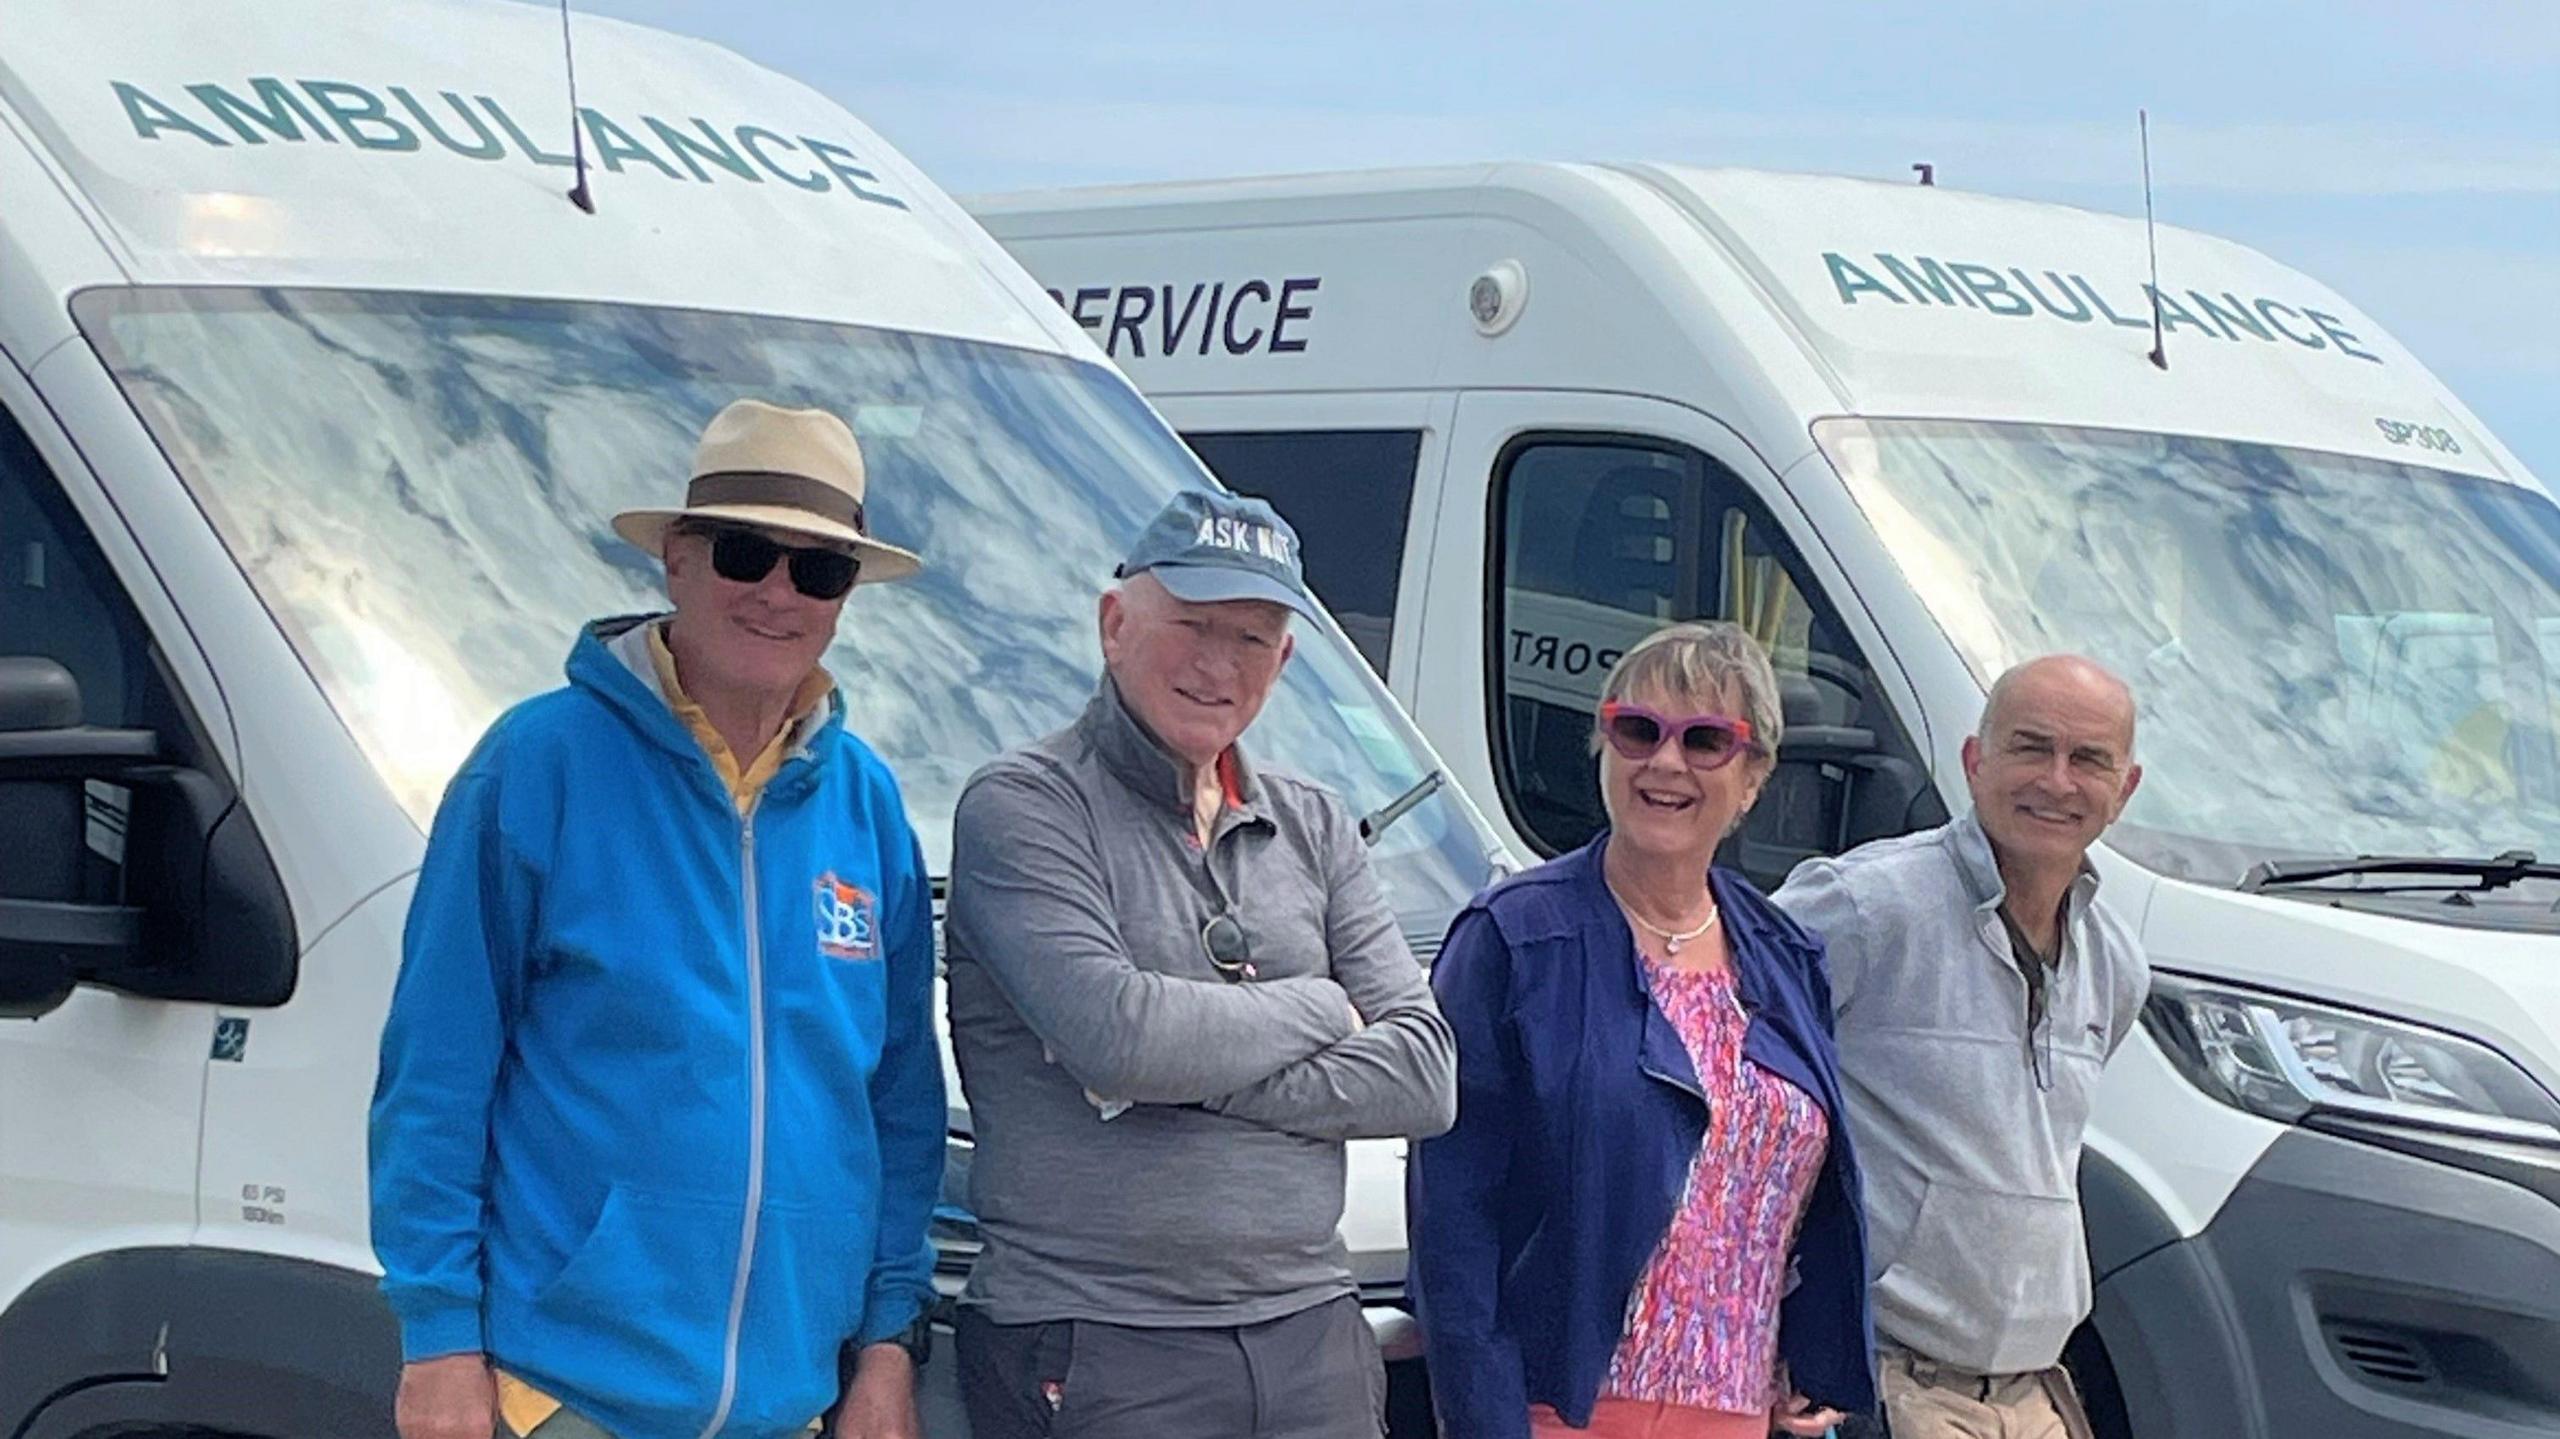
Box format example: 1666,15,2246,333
1876,1347,2096,1439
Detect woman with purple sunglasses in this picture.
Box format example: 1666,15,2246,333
1411,620,1877,1439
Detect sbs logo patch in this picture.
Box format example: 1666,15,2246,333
814,871,879,961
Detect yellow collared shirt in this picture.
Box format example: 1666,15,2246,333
647,624,834,814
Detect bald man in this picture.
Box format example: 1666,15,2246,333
1774,656,2148,1439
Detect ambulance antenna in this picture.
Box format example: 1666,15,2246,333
2140,109,2166,370
560,0,596,213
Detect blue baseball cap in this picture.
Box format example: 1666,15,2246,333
1116,491,1321,623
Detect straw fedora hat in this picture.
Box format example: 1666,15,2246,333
611,399,923,584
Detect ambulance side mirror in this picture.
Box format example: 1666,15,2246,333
0,657,129,1017
0,656,296,1016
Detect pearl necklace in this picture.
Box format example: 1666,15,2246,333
1606,880,1721,954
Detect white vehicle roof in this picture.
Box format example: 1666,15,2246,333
0,0,1073,356
973,162,2533,488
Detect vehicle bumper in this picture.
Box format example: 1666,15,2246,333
2093,1123,2560,1438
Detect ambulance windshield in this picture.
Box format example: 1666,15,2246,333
1817,417,2560,886
78,287,1498,924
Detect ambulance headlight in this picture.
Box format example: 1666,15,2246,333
2144,974,2560,1146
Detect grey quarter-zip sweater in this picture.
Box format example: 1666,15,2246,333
1772,812,2148,1376
944,678,1457,1326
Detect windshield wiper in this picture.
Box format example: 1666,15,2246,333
2240,849,2560,895
1360,770,1446,845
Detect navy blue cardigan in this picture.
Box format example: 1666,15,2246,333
1408,836,1877,1437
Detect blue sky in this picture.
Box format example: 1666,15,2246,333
557,0,2558,476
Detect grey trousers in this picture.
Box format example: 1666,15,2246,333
956,1294,1386,1439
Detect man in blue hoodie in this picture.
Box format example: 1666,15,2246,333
370,400,944,1439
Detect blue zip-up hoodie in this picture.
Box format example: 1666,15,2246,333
1408,836,1877,1438
370,616,944,1439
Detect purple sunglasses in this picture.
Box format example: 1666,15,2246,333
1599,700,1758,771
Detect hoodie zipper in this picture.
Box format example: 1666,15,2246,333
698,804,768,1439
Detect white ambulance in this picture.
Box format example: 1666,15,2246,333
0,6,1503,1434
976,164,2560,1439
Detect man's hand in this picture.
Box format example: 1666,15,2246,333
395,1352,496,1439
831,1342,922,1439
1769,1393,1847,1437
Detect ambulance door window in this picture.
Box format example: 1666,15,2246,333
0,405,156,906
1183,429,1423,675
1488,433,1939,878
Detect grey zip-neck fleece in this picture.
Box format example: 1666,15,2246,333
1773,813,2148,1375
944,678,1456,1326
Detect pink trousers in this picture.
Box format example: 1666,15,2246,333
1528,1398,1769,1438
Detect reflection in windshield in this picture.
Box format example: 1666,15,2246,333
78,288,1490,917
1817,418,2560,884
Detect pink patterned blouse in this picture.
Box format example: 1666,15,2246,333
1603,957,1831,1414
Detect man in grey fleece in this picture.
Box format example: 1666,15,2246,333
1774,656,2149,1439
945,490,1457,1439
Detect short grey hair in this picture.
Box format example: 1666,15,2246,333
1593,620,1784,760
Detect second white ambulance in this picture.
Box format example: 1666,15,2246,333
978,163,2560,1439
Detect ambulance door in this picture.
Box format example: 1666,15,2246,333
0,375,221,1314
1417,389,1940,879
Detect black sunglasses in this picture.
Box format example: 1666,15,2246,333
691,524,861,601
1201,912,1256,982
